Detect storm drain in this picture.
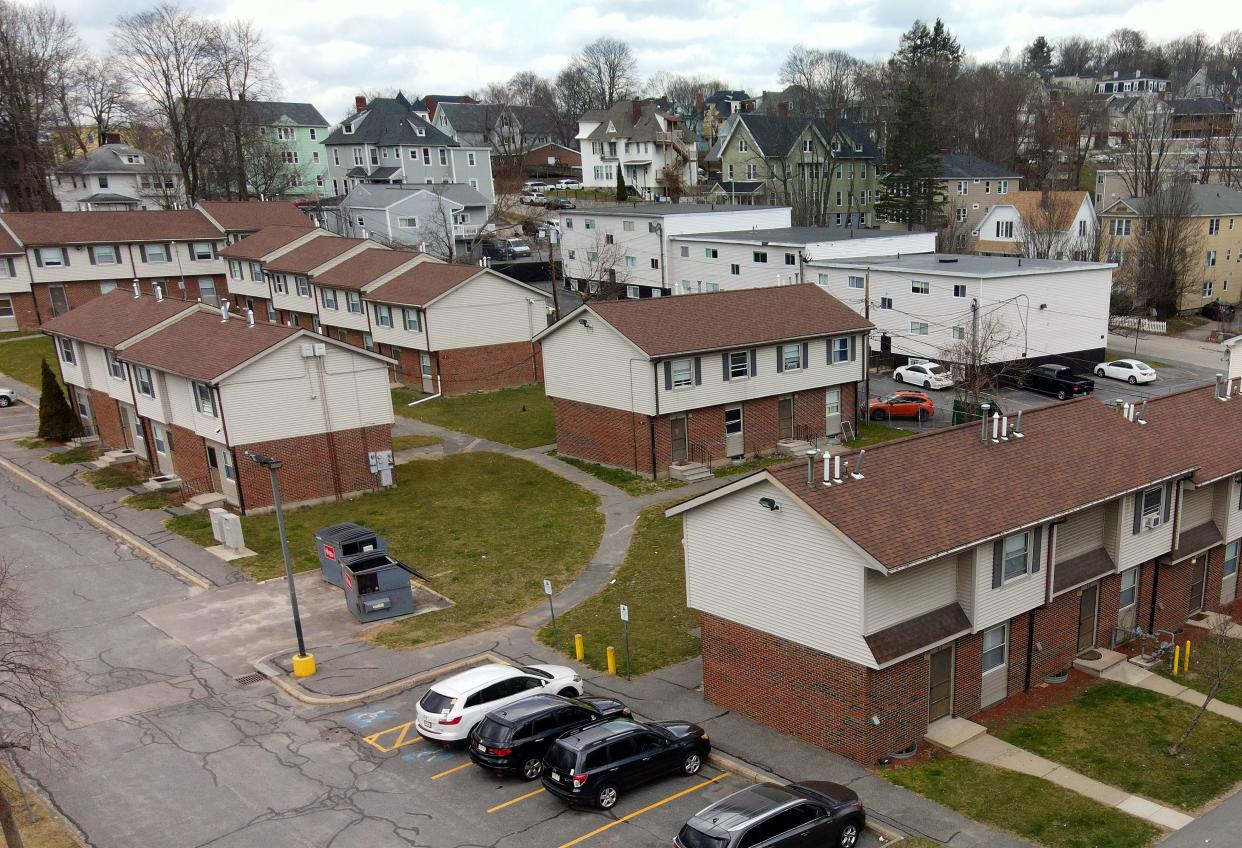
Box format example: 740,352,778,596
234,673,266,686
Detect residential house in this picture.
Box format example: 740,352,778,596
708,110,879,227
0,225,31,331
521,143,582,180
195,200,314,243
194,98,331,197
328,183,492,257
809,253,1114,367
43,289,394,512
258,235,371,330
1092,69,1170,95
698,90,754,144
669,382,1242,765
1170,97,1235,139
52,144,185,211
323,94,494,202
219,224,320,320
973,191,1097,259
1099,183,1242,309
538,285,872,478
420,94,476,116
558,205,791,298
432,102,561,155
930,154,1022,249
577,99,698,199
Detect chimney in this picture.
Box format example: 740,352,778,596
980,403,991,443
131,281,140,298
1013,410,1024,438
631,98,642,125
154,283,163,302
1113,70,1120,79
694,90,704,114
778,101,789,119
220,302,230,322
824,111,837,139
246,308,255,327
355,95,367,114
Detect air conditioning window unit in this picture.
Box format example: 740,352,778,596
1143,514,1162,529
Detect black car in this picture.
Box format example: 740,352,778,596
467,693,629,779
1011,363,1095,400
541,717,710,809
676,781,866,848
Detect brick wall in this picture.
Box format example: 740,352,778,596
235,423,392,511
31,276,224,325
953,630,982,715
435,341,542,395
169,424,212,494
1202,544,1238,612
1153,558,1196,631
553,397,649,475
7,292,40,329
87,389,127,451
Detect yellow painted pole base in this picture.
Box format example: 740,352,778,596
292,652,317,677
574,633,585,662
606,646,617,676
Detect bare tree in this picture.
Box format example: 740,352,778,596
1017,192,1092,260
1054,36,1096,76
1129,181,1202,317
779,46,861,114
66,54,132,149
1170,616,1242,755
943,301,1021,416
645,72,729,115
243,132,301,200
1116,102,1182,198
569,230,631,300
206,18,274,200
575,37,637,109
1103,28,1151,70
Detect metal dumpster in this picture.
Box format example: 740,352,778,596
314,523,387,588
341,554,422,623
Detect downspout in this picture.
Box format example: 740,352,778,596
652,360,662,477
314,357,344,500
1024,610,1036,691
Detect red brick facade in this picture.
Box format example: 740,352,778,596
435,341,543,395
554,397,652,475
5,292,40,329
235,423,392,511
86,388,129,451
31,276,225,326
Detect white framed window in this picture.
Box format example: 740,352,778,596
362,332,374,351
221,449,236,482
730,263,740,275
1207,250,1218,267
847,275,864,289
37,247,66,267
953,284,967,298
705,248,718,258
817,273,829,286
911,280,929,294
803,139,813,152
1224,541,1239,580
439,148,448,166
994,221,1013,238
143,243,169,263
347,291,362,313
879,296,892,309
467,151,476,166
106,349,125,380
1204,281,1214,298
831,337,849,363
58,336,75,365
403,308,420,332
604,233,615,245
281,151,300,164
321,288,338,310
779,344,802,371
728,350,749,379
626,285,640,299
152,425,167,455
584,218,595,230
198,278,218,306
90,245,119,265
753,251,768,263
624,255,636,268
952,326,965,340
309,128,317,140
622,220,634,232
99,281,117,294
956,207,968,223
277,127,295,140
1002,531,1031,581
228,259,242,280
272,274,288,295
135,366,155,398
1141,486,1164,522
670,358,694,388
375,303,393,327
1120,566,1138,609
316,175,324,188
650,258,659,270
785,253,796,266
265,301,276,322
997,180,1009,195
738,139,748,152
1109,219,1131,236
982,624,1007,672
191,242,215,260
295,276,310,297
909,321,928,335
957,180,968,195
679,245,689,258
249,261,263,281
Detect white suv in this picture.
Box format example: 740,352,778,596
415,663,580,742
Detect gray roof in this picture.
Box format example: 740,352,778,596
674,227,901,245
1172,97,1232,115
324,93,456,147
55,144,172,176
930,154,1021,180
367,166,400,180
1110,183,1242,217
581,100,695,144
342,182,489,209
711,181,767,195
731,113,878,160
193,98,328,127
815,252,1114,277
437,102,557,136
572,203,788,218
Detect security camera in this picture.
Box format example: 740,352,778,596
758,497,779,511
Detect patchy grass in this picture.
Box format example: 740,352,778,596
711,454,793,478
1153,633,1242,708
392,433,442,451
45,444,97,465
0,336,56,389
1104,349,1173,369
0,329,42,340
16,437,52,449
168,453,603,647
995,680,1242,811
552,453,685,496
539,505,698,675
847,421,912,448
886,754,1160,848
124,490,190,511
1,767,79,848
79,463,146,490
393,384,554,449
896,841,946,848
1166,315,1208,335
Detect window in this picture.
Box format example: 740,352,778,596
879,296,893,309
422,148,431,165
375,304,393,327
752,251,768,263
746,163,757,180
1120,567,1138,609
785,253,796,266
984,180,991,194
998,180,1009,195
952,284,967,298
650,258,660,270
193,382,216,416
1210,218,1221,235
1224,542,1239,580
704,283,718,292
57,336,75,365
679,245,689,257
439,148,448,166
624,255,636,268
803,139,813,152
1109,218,1132,236
670,358,694,388
1141,486,1163,521
834,191,842,207
198,278,218,306
952,326,965,340
584,219,595,230
730,263,740,275
779,344,802,371
249,262,263,282
397,216,418,228
817,273,829,286
272,274,288,295
911,280,929,294
1204,281,1214,298
37,247,66,267
1207,250,1217,267
281,151,300,165
994,220,1013,239
956,207,968,223
648,221,660,234
738,139,748,152
103,348,124,380
265,301,276,322
135,366,155,398
604,233,614,245
143,243,169,263
831,337,849,363
362,333,374,351
90,245,119,265
982,624,1007,672
622,220,634,232
1002,532,1030,581
321,288,338,310
228,260,243,281
728,351,749,379
347,291,362,313
296,276,312,297
705,248,718,258
467,151,476,166
277,126,295,141
909,321,928,335
848,275,864,289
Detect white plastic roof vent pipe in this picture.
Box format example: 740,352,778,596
805,448,817,487
1216,374,1227,401
1013,410,1024,438
991,411,1001,444
822,452,832,486
851,449,865,479
1136,399,1148,424
246,308,255,328
833,454,842,484
154,283,163,302
980,403,991,443
1000,415,1010,441
220,302,230,322
132,281,141,298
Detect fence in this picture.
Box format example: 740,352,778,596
1110,315,1168,334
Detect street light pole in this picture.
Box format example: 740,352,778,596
247,452,311,670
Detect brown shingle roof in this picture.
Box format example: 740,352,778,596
119,310,298,382
40,289,197,348
0,210,221,246
196,201,311,232
366,263,480,307
1053,548,1115,595
1141,386,1242,484
219,225,317,261
767,397,1198,570
864,603,970,664
1169,521,1223,563
0,225,19,255
263,236,365,274
312,248,419,291
585,286,872,357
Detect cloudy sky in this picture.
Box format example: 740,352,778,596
49,0,1242,120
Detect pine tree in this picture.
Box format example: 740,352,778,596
37,358,83,442
876,82,945,231
616,166,627,202
1024,36,1055,79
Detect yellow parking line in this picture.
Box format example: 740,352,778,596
555,772,732,848
361,721,424,753
431,761,473,780
487,787,545,813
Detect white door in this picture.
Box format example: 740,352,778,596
1115,567,1138,645
980,623,1008,709
151,424,175,476
420,351,435,394
724,406,744,457
825,388,842,437
120,405,147,459
1221,541,1239,606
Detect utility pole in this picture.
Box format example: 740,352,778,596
863,267,872,413
548,227,562,321
970,297,980,407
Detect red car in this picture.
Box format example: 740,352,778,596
866,391,934,421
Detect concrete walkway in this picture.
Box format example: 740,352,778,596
1101,658,1242,724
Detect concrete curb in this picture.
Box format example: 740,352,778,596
0,455,212,590
252,649,510,706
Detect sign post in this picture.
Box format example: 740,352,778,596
544,579,557,644
620,604,631,681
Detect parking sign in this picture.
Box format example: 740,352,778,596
619,604,629,622
543,579,553,596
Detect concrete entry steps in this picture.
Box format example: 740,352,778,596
1072,646,1128,677
925,716,987,750
669,461,712,483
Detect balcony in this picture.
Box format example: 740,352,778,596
453,224,480,239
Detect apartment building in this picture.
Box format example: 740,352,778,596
52,144,185,211
974,191,1097,259
194,99,332,197
432,102,561,154
328,183,493,256
577,99,698,199
196,200,313,243
932,154,1022,249
42,289,394,512
670,380,1242,764
538,285,871,479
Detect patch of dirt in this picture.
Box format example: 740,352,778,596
972,668,1096,734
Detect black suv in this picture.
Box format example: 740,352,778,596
541,718,710,809
467,693,629,780
676,781,866,848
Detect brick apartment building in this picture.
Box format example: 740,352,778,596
668,383,1242,764
538,285,871,479
42,289,394,513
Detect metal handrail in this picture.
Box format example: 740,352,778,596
178,474,217,497
794,424,820,446
687,441,712,471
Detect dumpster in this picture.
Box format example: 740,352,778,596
315,523,387,588
341,554,423,623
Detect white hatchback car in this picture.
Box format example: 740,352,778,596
415,663,581,742
1094,358,1158,384
893,362,953,390
555,179,582,190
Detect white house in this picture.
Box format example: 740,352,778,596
53,144,186,211
577,99,698,199
328,183,493,258
973,191,1097,259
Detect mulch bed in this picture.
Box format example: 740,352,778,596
972,668,1096,734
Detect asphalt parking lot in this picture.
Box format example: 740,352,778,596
328,683,882,848
0,399,36,440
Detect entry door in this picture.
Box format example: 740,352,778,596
777,397,793,441
980,624,1008,709
1190,557,1208,615
49,284,69,316
419,351,435,394
119,405,147,459
1222,542,1239,606
1077,583,1098,653
670,416,688,463
724,406,744,457
1115,567,1138,645
206,446,224,492
151,424,175,476
825,388,842,437
928,645,954,723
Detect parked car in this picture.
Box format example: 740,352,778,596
547,198,575,210
541,717,710,809
0,388,15,408
415,663,581,743
893,362,953,390
866,391,934,421
520,193,547,205
468,693,630,779
1012,363,1095,400
524,180,549,190
676,781,866,848
1202,301,1235,322
555,179,582,190
1094,358,1158,385
480,238,532,260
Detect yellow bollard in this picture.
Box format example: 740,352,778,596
292,652,317,678
1172,644,1180,676
606,646,617,675
1184,640,1192,673
574,633,585,662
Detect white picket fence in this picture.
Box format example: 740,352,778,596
1110,315,1168,334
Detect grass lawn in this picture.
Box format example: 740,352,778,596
80,463,146,489
995,681,1242,811
392,433,443,451
887,755,1160,848
124,490,190,510
0,335,56,389
538,504,697,675
847,421,911,448
393,384,554,449
552,453,685,496
1153,635,1242,708
2,767,78,848
712,454,793,478
0,329,42,340
45,445,97,465
1166,315,1208,335
896,841,945,848
168,453,603,647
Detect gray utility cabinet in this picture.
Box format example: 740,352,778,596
314,523,387,588
341,554,420,623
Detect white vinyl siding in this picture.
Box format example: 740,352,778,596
1180,484,1214,529
973,538,1047,631
423,270,548,350
541,313,656,415
1054,507,1105,562
1115,489,1176,570
1213,477,1242,543
864,554,957,635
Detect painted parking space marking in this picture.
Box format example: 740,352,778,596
554,772,732,848
431,761,473,780
362,720,424,753
487,787,545,813
402,747,456,764
345,709,399,729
